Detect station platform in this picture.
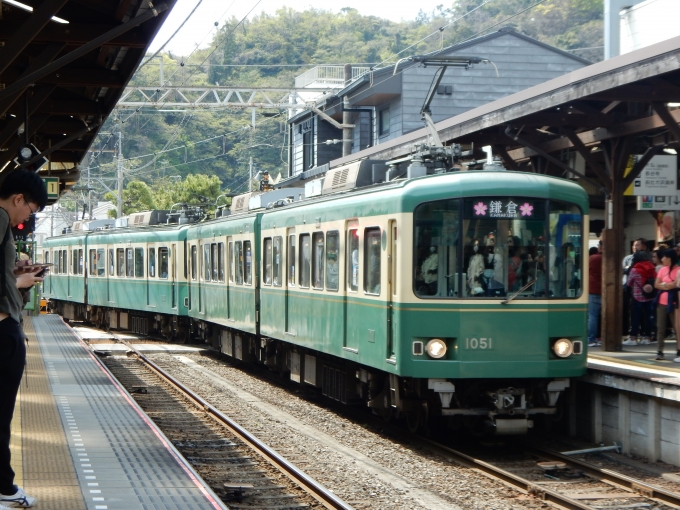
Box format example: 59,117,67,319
588,338,680,380
12,315,225,510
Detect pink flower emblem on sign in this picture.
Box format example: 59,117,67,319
474,202,487,216
520,202,534,216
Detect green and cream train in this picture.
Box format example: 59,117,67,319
44,168,588,434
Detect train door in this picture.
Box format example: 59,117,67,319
170,244,177,308
225,237,232,319
387,220,397,358
343,222,360,352
147,246,155,307
106,247,113,302
284,228,295,333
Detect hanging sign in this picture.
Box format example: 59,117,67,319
631,154,677,196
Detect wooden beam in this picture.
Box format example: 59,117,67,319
563,128,610,186
493,144,520,170
0,22,147,47
621,145,665,190
652,102,680,142
0,86,55,148
0,43,64,117
32,100,101,116
507,109,680,160
514,111,620,128
0,0,69,75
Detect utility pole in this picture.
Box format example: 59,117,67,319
249,156,253,192
117,131,124,218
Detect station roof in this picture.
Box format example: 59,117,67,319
329,32,680,197
0,0,178,198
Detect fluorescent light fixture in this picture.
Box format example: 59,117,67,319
3,0,69,23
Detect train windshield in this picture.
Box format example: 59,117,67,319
414,197,583,299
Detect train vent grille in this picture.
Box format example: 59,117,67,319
331,168,349,188
133,216,145,225
235,197,245,209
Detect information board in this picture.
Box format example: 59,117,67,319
42,177,59,199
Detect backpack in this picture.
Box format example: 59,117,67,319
641,277,657,299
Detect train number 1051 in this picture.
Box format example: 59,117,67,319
465,338,493,349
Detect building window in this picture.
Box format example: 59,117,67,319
379,108,390,136
300,118,314,171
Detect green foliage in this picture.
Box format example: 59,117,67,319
104,181,156,218
92,1,602,207
102,175,229,216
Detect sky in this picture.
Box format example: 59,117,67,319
149,0,449,55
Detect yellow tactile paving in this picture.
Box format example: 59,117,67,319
19,317,86,510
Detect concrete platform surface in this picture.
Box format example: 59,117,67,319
14,315,224,510
588,338,680,380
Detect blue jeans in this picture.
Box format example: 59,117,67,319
588,294,602,343
630,299,655,338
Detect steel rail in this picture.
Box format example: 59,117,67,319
120,341,354,510
420,438,594,510
525,444,680,508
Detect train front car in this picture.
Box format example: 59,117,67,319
397,171,588,434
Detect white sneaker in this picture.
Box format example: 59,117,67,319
0,488,36,508
622,338,638,346
674,357,680,363
640,337,652,345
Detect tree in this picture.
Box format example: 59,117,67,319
104,181,156,218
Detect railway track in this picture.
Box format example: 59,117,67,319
95,339,353,510
422,438,680,510
80,325,680,510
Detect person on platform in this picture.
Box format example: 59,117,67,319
622,238,646,340
588,240,603,348
655,249,680,361
0,170,47,509
623,250,656,346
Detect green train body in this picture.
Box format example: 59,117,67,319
45,170,588,434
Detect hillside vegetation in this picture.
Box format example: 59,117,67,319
89,0,603,213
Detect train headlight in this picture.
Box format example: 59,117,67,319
553,338,573,358
425,339,447,359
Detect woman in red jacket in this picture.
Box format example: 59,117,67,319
624,250,657,346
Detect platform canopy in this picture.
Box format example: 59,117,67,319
0,0,177,198
330,35,680,351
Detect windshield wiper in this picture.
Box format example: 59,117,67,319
502,279,537,305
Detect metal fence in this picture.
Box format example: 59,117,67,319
295,66,371,89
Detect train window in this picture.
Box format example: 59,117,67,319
89,250,97,276
159,248,169,279
312,232,324,290
414,199,459,298
78,249,83,275
263,238,272,286
203,244,210,281
117,249,125,276
347,229,359,292
287,235,295,287
44,251,49,264
135,248,144,278
228,241,234,282
299,234,311,288
109,249,114,276
326,231,339,291
211,244,218,281
56,251,60,274
126,248,134,277
218,243,225,282
244,241,252,285
97,249,105,276
364,228,381,295
190,245,197,280
548,201,583,299
234,242,243,284
273,236,282,287
71,249,77,274
149,248,156,278
61,250,66,274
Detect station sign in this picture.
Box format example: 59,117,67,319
637,195,680,211
42,177,59,199
630,154,677,196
